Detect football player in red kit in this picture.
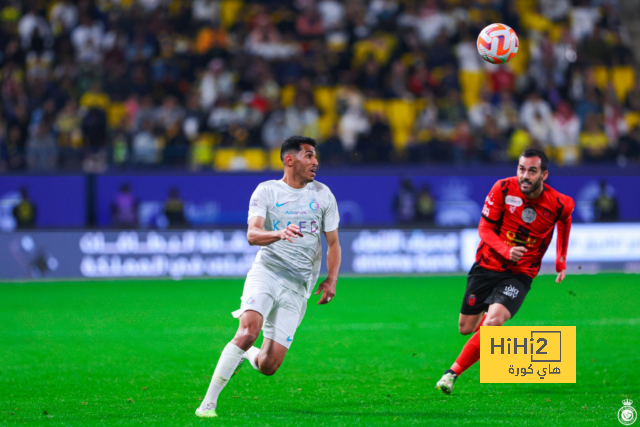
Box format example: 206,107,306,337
436,149,574,394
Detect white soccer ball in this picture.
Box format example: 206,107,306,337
477,23,519,64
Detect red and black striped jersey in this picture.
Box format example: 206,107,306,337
476,176,574,279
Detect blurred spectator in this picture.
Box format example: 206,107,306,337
393,178,416,223
26,122,58,171
550,102,580,162
164,187,187,228
318,125,346,166
339,105,370,152
580,117,609,162
353,113,392,163
520,92,552,134
262,108,295,149
111,183,138,228
416,184,435,224
285,92,319,140
162,123,189,166
593,180,619,222
12,187,37,229
199,59,235,111
132,119,160,165
0,0,635,172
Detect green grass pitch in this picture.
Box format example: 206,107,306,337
1,274,638,426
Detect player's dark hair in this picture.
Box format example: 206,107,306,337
280,136,317,161
520,149,549,171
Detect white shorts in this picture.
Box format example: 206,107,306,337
232,263,307,349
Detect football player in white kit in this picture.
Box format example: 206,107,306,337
196,136,342,418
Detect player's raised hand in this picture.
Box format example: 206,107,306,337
278,225,304,243
510,246,528,262
315,279,336,305
556,269,566,284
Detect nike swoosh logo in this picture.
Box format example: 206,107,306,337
276,202,290,207
286,337,293,342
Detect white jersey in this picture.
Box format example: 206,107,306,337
247,179,339,298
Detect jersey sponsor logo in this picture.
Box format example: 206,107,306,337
505,195,523,207
272,220,320,233
309,199,320,211
522,206,537,223
469,294,476,306
483,206,491,216
246,297,255,305
503,285,519,299
276,202,290,207
485,194,495,206
251,198,259,207
505,230,538,248
285,210,307,215
510,205,517,213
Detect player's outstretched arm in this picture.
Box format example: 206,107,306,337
247,216,303,246
316,230,341,305
555,212,573,284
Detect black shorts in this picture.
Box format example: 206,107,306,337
460,263,533,318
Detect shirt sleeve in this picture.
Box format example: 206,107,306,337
555,195,575,272
323,191,340,232
481,180,506,224
247,185,269,222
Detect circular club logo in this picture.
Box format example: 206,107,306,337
521,206,537,223
246,297,255,305
309,199,320,211
619,399,637,425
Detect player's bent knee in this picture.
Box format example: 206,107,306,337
258,358,281,376
458,323,475,335
484,314,509,327
232,330,260,350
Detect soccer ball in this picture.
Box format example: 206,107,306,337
477,23,519,64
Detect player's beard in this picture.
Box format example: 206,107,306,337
519,176,543,194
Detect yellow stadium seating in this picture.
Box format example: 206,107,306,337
220,0,243,29
269,147,284,170
459,71,484,108
107,102,127,128
280,84,296,108
625,111,640,130
313,87,336,114
592,66,610,90
363,99,386,115
612,66,636,102
213,148,267,171
243,148,267,171
318,113,337,141
385,99,416,149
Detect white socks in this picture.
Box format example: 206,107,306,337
244,346,261,371
200,343,245,409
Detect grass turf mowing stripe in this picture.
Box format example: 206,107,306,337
0,274,638,426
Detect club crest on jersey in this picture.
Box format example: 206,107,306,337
309,199,320,211
522,206,537,223
543,208,552,218
506,195,523,207
468,294,476,306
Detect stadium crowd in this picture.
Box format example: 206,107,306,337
0,0,639,172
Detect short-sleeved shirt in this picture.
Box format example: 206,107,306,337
477,176,574,279
248,179,340,298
